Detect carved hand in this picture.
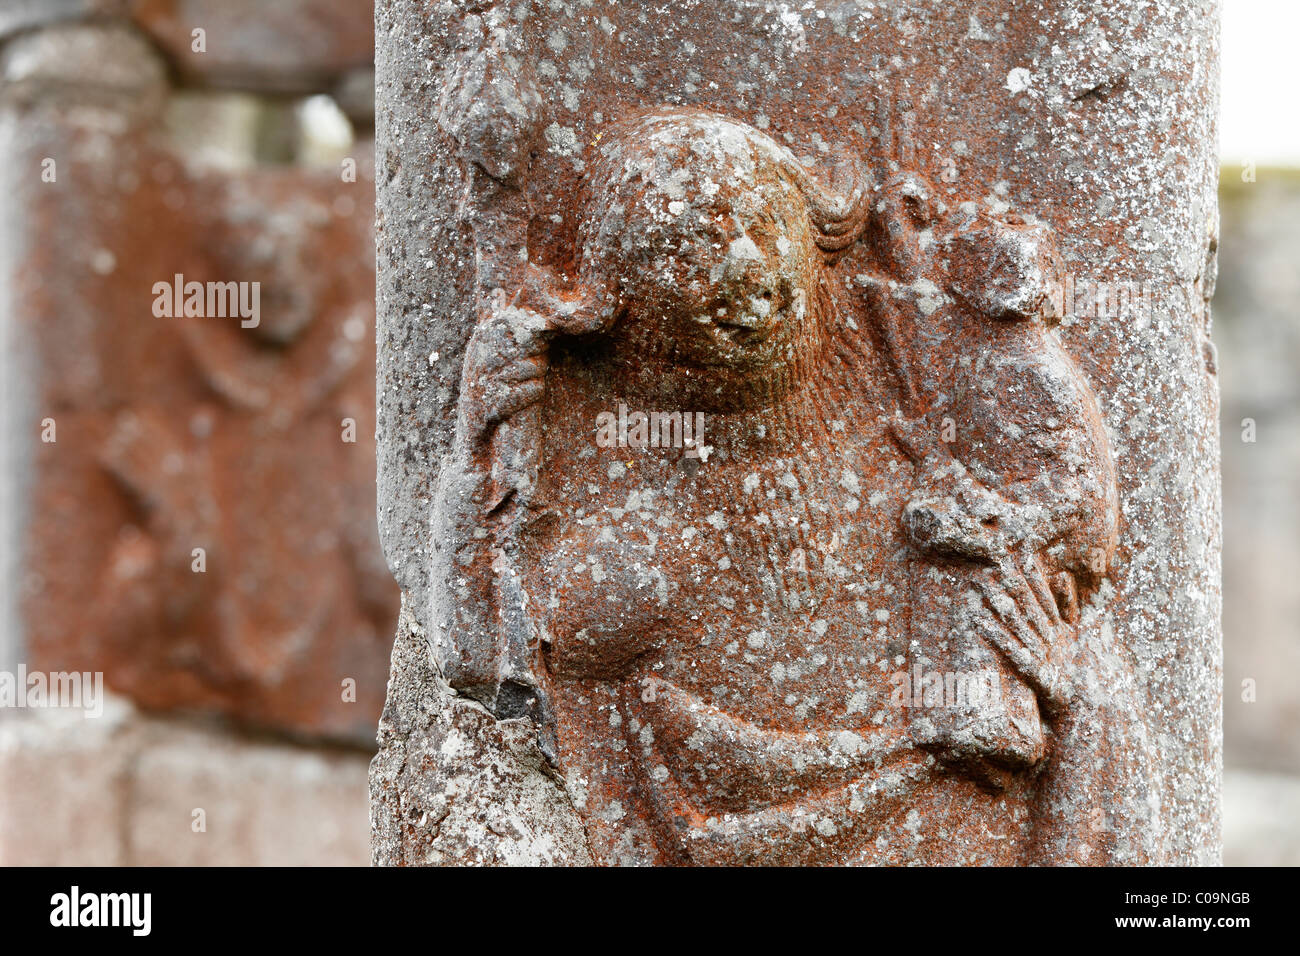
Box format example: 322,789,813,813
455,303,553,451
974,554,1075,715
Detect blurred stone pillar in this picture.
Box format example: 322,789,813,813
0,4,391,865
370,0,1221,865
0,21,169,674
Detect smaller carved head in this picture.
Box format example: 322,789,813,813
943,213,1065,325
869,172,936,282
573,111,870,375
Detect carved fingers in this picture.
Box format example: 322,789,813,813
457,305,553,447
974,555,1073,713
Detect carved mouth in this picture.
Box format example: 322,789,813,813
713,320,767,347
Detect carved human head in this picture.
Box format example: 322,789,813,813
574,111,869,375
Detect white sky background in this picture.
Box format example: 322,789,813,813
1221,0,1300,166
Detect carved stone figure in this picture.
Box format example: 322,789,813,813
11,125,397,741
420,105,1141,864
372,0,1221,867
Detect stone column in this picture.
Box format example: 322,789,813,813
371,0,1221,866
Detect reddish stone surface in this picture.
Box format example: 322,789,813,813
373,0,1221,865
21,161,394,743
130,0,375,92
3,24,395,744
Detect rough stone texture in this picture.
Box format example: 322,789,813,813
369,601,592,865
1216,172,1300,774
0,21,397,743
0,700,370,866
372,0,1222,865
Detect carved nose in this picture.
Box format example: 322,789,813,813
718,291,773,329
721,233,766,281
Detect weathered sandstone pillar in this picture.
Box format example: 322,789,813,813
371,0,1221,865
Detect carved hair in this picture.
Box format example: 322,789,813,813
783,152,873,257
578,110,871,278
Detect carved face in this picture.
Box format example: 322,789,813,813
579,114,824,373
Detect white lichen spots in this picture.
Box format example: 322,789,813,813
842,691,873,712
544,122,579,156
903,808,923,836
966,15,994,41
597,800,626,823
439,728,470,759
608,461,626,480
833,730,867,756
773,3,808,54
743,472,761,494
1005,67,1034,94
728,234,763,265
911,276,947,315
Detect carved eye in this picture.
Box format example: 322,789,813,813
904,192,931,222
